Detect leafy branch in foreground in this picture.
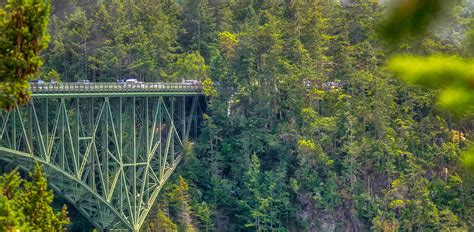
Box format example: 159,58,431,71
0,0,50,110
383,0,474,172
388,55,474,114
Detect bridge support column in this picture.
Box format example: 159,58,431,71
0,93,202,231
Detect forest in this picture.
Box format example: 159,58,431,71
1,0,474,231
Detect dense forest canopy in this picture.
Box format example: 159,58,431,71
30,0,474,230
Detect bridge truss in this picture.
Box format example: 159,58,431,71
0,85,202,231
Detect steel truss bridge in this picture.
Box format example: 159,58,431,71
0,82,203,231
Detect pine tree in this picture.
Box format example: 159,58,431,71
170,176,196,232
0,0,50,110
179,0,217,60
0,165,69,231
34,1,474,230
147,210,178,232
0,170,31,231
44,7,93,81
17,164,70,231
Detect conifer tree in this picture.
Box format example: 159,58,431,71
170,176,196,232
0,170,31,231
0,165,69,231
0,0,50,110
179,0,217,60
44,7,93,81
17,164,70,231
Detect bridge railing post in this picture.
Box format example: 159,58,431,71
29,81,202,95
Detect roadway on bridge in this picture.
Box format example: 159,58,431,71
29,82,203,97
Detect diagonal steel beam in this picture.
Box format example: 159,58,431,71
0,92,202,231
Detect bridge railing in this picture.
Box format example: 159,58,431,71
29,82,202,94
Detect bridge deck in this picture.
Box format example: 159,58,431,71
30,82,202,97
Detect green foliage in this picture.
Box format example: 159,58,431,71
168,176,196,232
191,201,213,230
178,0,217,60
172,52,208,81
389,55,474,113
147,210,177,232
383,1,474,174
201,77,217,97
42,68,60,81
36,0,474,230
0,0,50,110
380,0,444,40
18,164,70,230
0,164,69,231
45,7,92,81
0,171,31,231
219,31,238,59
44,0,179,82
464,146,474,171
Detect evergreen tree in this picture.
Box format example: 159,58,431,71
0,0,50,110
44,7,93,81
0,171,31,231
33,1,474,230
179,0,217,60
0,165,69,231
17,164,70,231
170,176,196,232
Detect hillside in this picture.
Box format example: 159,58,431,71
41,0,474,231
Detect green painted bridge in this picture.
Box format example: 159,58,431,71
0,82,203,231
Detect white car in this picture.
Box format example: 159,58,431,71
124,79,143,87
76,79,91,84
182,80,201,87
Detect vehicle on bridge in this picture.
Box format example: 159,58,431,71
28,81,203,94
0,89,203,231
181,79,201,87
124,78,144,88
76,79,91,84
30,79,45,84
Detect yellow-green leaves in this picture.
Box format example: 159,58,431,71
388,55,474,113
219,31,238,59
389,55,474,172
298,139,316,152
0,164,69,230
173,51,209,81
383,0,474,174
0,0,50,110
202,77,217,97
389,199,405,210
462,146,474,171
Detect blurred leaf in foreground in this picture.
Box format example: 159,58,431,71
388,55,474,113
380,0,444,40
389,55,474,172
383,1,474,172
464,146,474,171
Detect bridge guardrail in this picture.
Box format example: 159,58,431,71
29,82,202,94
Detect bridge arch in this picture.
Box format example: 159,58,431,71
0,147,131,230
0,83,203,231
